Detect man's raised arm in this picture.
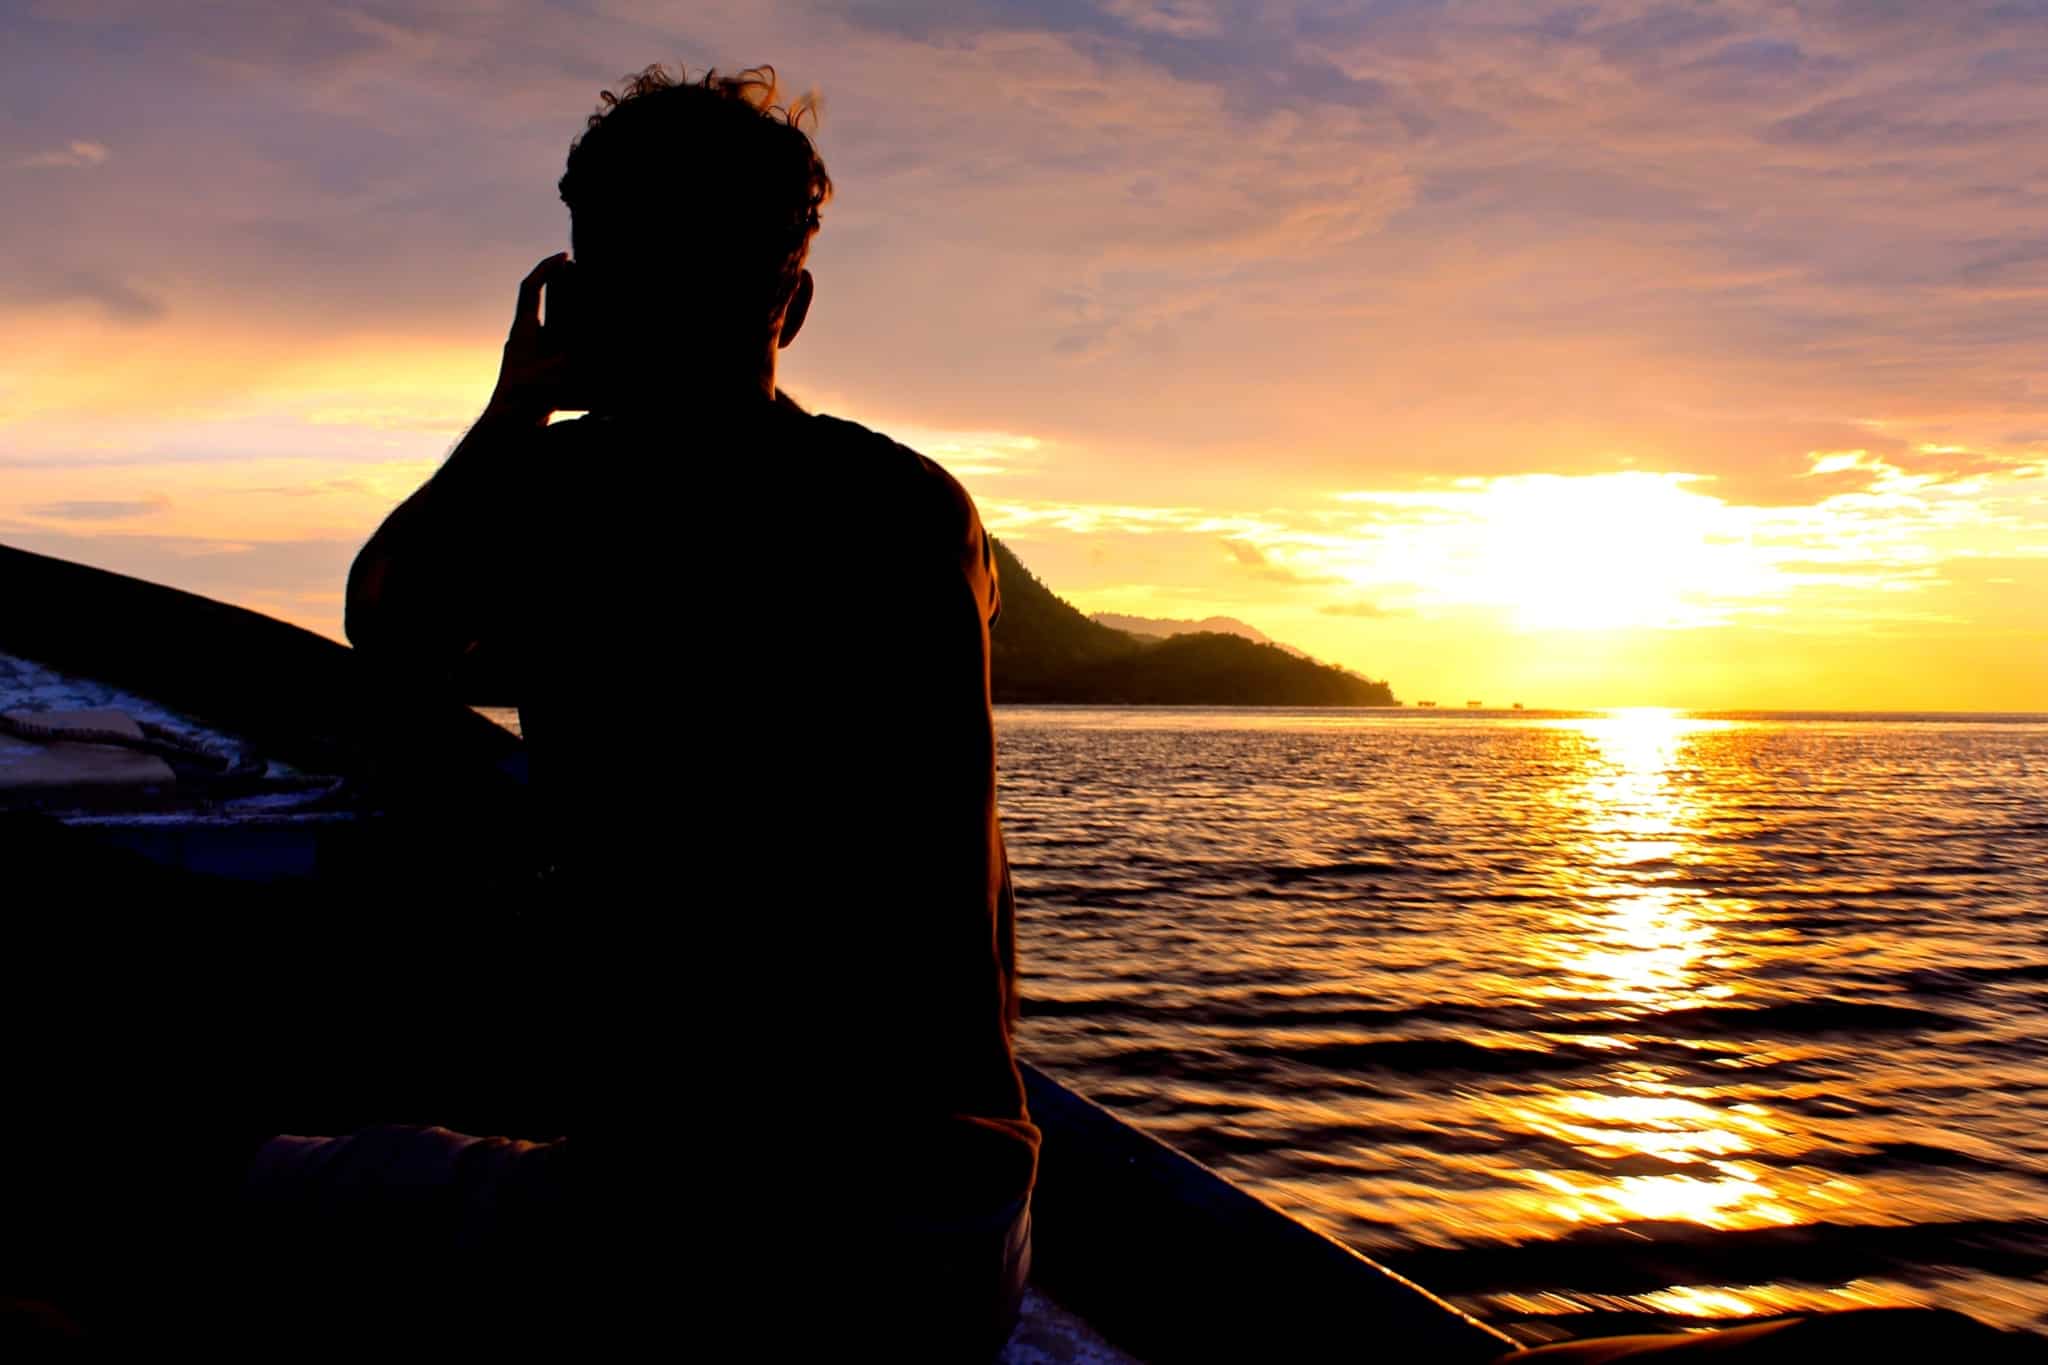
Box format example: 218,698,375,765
346,253,572,678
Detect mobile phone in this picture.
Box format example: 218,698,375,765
541,259,592,410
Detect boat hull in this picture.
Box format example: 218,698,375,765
1023,1061,1514,1360
1,542,1510,1356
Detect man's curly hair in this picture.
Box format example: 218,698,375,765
559,65,831,327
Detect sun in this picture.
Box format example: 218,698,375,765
1330,470,1783,635
1455,473,1746,631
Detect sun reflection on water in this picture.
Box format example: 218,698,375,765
1497,708,1831,1243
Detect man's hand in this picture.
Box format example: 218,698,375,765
485,253,576,424
348,251,573,661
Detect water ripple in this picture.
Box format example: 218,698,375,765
1002,707,2048,1341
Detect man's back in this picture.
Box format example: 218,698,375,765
511,398,1038,1211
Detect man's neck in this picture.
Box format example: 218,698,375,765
589,359,779,417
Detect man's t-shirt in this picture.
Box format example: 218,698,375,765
503,395,1038,1218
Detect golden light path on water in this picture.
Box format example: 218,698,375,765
1474,709,1927,1323
1511,710,1781,1230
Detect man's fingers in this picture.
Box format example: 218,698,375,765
512,253,569,336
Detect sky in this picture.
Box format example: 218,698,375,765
2,0,2045,710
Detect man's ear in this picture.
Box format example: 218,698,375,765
778,269,814,350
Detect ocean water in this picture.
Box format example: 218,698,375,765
999,707,2048,1344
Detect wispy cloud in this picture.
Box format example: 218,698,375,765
14,140,109,169
3,267,166,322
1097,0,1226,41
1219,536,1336,585
24,496,169,521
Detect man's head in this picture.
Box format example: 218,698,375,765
558,65,831,393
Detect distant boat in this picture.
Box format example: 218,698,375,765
1512,702,1524,711
1466,700,1483,708
1416,700,1437,708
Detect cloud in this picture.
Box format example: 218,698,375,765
1097,0,1226,40
1585,6,1740,67
1221,537,1268,568
238,478,378,499
24,497,169,521
983,499,1274,539
1318,600,1397,617
1685,38,1812,76
304,407,470,432
14,140,109,169
1764,96,2040,149
1959,234,2048,284
3,267,166,322
1218,535,1337,585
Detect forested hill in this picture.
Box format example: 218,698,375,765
1091,612,1307,657
989,539,1397,706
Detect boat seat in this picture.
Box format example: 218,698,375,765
0,709,175,797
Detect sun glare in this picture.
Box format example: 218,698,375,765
1330,472,1796,636
1452,475,1749,632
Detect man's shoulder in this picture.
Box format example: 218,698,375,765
798,409,991,552
805,408,1000,621
537,404,994,591
805,410,982,532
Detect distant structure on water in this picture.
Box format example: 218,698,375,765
1416,700,1437,708
1513,702,1524,711
1466,700,1484,708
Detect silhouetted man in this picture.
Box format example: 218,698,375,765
346,65,1037,1356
